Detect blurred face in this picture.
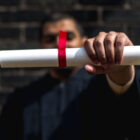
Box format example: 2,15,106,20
40,18,85,80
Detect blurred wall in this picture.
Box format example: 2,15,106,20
0,0,140,110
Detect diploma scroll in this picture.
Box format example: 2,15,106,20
0,46,139,68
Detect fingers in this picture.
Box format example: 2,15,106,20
84,31,132,74
104,31,117,64
85,64,112,75
84,38,98,64
94,32,107,65
114,33,128,64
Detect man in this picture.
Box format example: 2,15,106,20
0,13,138,140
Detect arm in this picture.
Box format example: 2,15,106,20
84,31,134,95
106,67,135,95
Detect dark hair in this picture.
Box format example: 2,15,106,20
40,13,84,41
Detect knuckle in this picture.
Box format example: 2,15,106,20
108,31,117,37
105,37,112,45
86,39,90,45
84,40,90,48
116,40,123,47
118,32,126,38
109,31,116,34
94,40,102,47
98,31,106,35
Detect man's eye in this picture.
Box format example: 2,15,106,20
45,35,56,43
67,33,75,41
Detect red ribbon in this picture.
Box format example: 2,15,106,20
58,30,67,67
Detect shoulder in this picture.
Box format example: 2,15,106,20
2,73,59,109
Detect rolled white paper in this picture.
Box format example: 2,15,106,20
0,46,139,68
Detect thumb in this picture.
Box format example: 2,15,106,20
85,64,106,75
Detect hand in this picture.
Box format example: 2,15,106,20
84,31,133,75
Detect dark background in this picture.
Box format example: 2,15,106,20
0,0,139,111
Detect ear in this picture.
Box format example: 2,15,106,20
81,36,88,47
